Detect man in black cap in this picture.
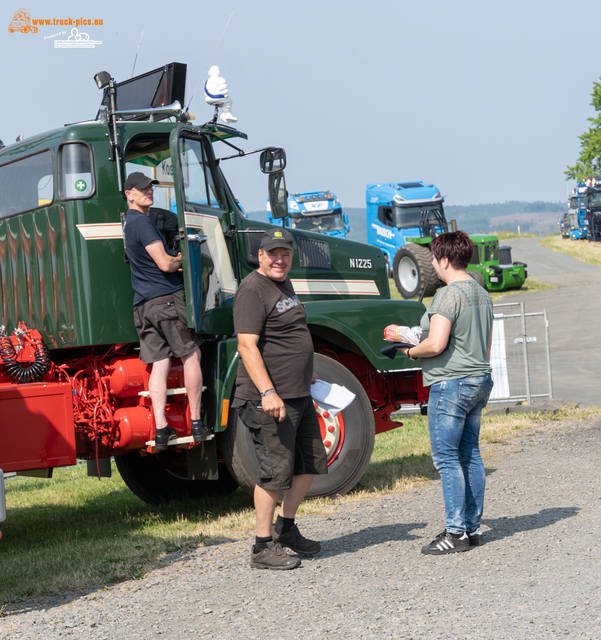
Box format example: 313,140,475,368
123,172,209,449
232,227,328,570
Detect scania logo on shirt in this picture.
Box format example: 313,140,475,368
276,296,300,313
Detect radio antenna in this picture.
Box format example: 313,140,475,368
187,11,234,110
131,30,144,78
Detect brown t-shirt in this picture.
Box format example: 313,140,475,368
233,270,314,401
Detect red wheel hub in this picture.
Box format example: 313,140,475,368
314,401,345,466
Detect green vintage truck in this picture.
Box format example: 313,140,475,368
0,63,428,509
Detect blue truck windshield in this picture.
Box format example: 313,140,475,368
393,205,442,229
293,213,344,232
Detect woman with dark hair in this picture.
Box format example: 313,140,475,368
397,231,494,555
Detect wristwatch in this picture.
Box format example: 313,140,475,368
407,348,417,361
260,388,276,398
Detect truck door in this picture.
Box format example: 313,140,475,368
169,130,237,333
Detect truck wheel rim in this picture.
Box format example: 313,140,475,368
314,401,345,465
399,256,418,291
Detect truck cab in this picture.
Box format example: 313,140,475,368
268,189,349,238
568,184,589,240
366,181,445,269
585,185,601,242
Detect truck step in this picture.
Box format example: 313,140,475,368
145,434,215,449
138,386,207,398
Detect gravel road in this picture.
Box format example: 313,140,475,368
497,238,601,407
3,414,601,640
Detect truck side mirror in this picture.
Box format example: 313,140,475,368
260,148,286,174
268,172,288,219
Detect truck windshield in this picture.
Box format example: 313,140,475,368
392,205,443,230
570,197,585,210
292,213,344,232
589,192,601,208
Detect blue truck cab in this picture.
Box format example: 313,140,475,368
268,189,349,238
568,183,589,240
366,181,445,268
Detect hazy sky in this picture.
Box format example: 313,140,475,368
1,0,596,210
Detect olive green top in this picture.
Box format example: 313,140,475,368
420,280,493,386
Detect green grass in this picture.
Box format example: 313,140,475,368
490,231,538,240
540,234,601,268
388,277,556,306
0,466,255,605
2,407,598,606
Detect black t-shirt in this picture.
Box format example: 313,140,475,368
123,209,183,306
233,270,314,401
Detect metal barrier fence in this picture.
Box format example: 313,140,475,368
490,301,553,404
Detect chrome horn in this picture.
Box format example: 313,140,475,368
113,100,187,122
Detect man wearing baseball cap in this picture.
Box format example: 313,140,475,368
232,227,328,570
122,172,209,450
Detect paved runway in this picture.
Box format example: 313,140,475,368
498,238,601,406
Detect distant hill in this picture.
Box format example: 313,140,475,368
445,201,564,237
247,201,565,243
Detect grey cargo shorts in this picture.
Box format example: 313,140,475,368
133,289,202,364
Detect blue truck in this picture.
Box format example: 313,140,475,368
366,181,447,297
366,181,526,298
268,189,349,238
567,183,589,240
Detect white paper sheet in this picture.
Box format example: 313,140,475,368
310,380,356,416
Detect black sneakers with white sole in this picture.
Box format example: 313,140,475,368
467,529,484,546
421,530,470,555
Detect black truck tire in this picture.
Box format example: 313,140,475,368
392,244,438,299
220,353,375,499
469,270,486,288
115,450,239,505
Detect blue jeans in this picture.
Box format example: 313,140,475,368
427,374,493,535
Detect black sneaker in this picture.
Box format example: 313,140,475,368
191,420,211,443
249,541,301,570
154,427,178,451
272,524,321,556
421,530,470,555
468,529,484,547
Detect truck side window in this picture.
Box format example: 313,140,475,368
59,143,93,199
0,150,53,218
124,138,174,212
470,246,480,265
179,137,225,212
377,206,394,227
